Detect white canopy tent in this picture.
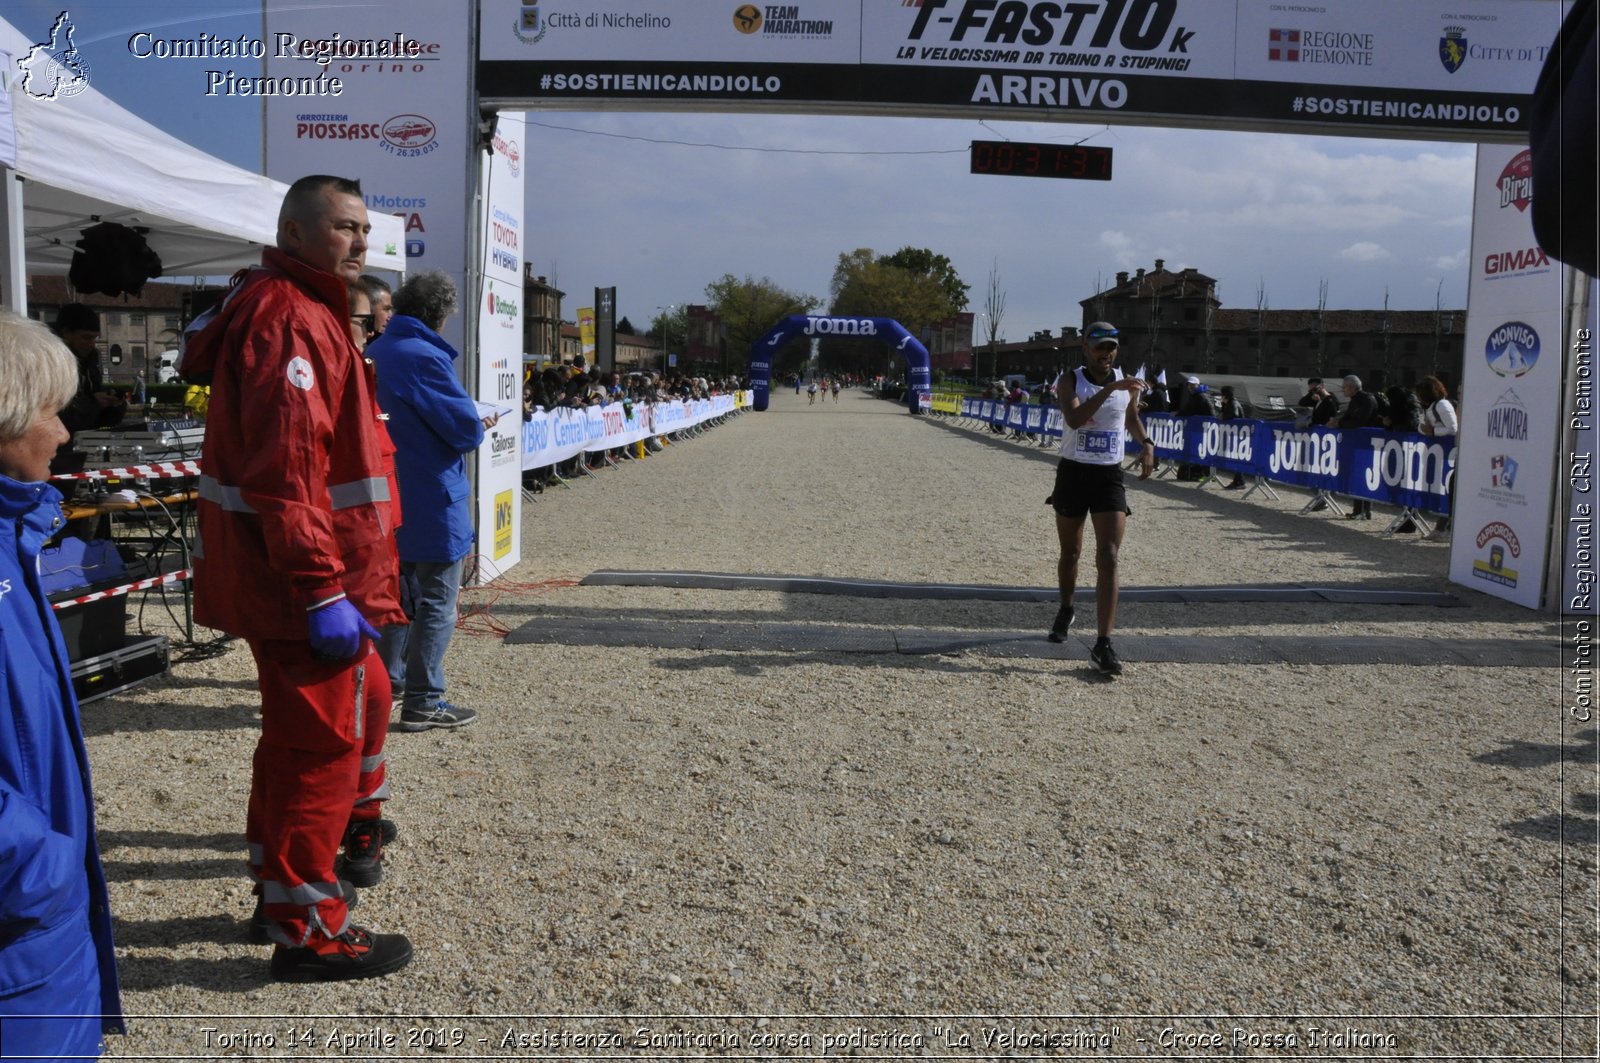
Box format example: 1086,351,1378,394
0,14,404,313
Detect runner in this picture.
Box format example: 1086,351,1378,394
1046,321,1154,676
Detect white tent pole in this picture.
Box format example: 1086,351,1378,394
0,166,25,313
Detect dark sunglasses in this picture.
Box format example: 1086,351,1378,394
350,313,376,335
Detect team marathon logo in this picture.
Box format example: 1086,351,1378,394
1485,321,1540,379
1496,150,1533,212
1439,26,1467,73
1472,521,1521,588
733,5,834,39
17,11,92,100
1267,28,1374,67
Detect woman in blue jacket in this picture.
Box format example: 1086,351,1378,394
0,311,123,1058
369,272,495,734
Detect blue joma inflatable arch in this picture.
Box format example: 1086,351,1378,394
748,315,932,413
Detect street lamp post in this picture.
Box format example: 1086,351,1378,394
656,304,677,378
974,312,987,387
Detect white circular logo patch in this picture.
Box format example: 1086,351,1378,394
287,356,315,390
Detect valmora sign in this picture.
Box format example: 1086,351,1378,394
476,0,1567,143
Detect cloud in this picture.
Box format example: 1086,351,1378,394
1098,230,1136,260
1339,242,1393,262
1431,249,1469,271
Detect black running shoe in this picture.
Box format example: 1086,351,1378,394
1090,639,1124,677
248,879,357,945
337,819,389,888
269,925,413,982
1047,605,1075,643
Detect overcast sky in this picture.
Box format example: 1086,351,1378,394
9,0,1481,342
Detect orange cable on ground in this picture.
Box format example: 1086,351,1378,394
455,555,582,637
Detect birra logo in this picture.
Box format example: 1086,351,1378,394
1496,150,1533,212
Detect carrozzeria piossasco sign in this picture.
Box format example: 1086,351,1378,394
475,0,1559,141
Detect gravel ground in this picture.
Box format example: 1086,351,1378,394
90,388,1594,1059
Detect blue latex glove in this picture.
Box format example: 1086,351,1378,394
307,598,381,661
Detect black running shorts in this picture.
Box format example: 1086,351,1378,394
1051,458,1129,519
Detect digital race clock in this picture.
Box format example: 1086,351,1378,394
969,140,1114,181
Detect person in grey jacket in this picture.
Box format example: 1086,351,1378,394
369,271,497,732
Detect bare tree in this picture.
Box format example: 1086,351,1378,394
982,258,1007,382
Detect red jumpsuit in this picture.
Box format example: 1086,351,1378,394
187,247,404,947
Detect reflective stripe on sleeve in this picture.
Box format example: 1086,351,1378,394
197,475,257,513
328,477,390,510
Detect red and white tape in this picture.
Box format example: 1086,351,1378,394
51,569,192,610
52,461,202,482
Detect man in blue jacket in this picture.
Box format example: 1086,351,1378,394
0,311,123,1057
370,271,496,732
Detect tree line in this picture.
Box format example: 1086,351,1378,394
646,246,977,379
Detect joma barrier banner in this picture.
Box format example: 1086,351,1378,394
955,402,1455,512
478,0,1569,142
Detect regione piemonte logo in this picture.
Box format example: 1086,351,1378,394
1268,29,1300,61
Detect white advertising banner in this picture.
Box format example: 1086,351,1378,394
478,0,1568,142
476,112,527,581
520,395,744,471
263,0,473,347
1448,144,1567,609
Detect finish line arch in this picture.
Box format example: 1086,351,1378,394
748,315,931,413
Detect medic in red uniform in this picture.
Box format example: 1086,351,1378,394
185,175,412,982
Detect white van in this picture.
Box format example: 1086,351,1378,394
155,350,180,383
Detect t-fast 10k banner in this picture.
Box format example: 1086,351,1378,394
1448,144,1567,609
478,0,1568,142
476,112,527,580
264,0,473,348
